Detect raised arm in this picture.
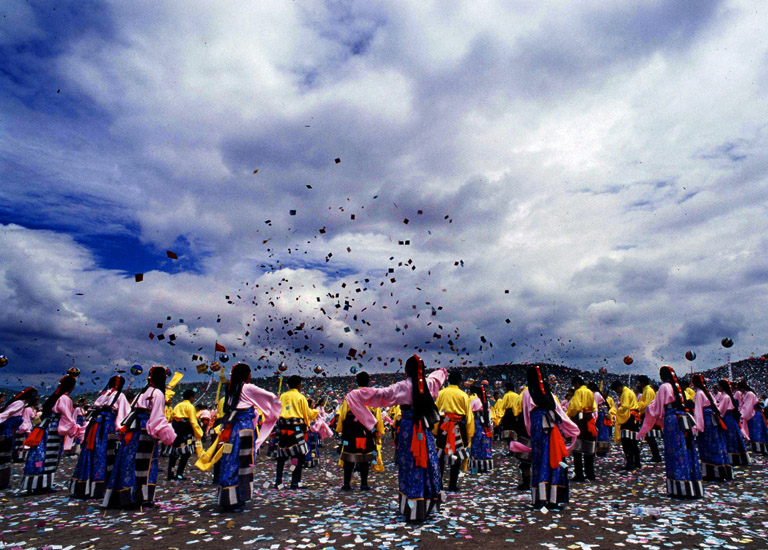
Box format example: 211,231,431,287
54,395,85,439
146,389,176,446
240,383,281,452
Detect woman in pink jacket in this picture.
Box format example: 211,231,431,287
103,366,176,509
22,375,85,493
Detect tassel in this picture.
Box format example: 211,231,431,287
411,421,428,469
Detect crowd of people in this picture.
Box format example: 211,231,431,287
1,356,768,522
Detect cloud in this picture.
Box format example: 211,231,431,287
2,1,768,388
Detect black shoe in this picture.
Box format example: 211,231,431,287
447,485,459,493
360,484,371,491
223,504,244,513
515,483,530,491
290,483,301,489
176,474,185,481
571,476,586,482
341,485,352,491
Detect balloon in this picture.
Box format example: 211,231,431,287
481,380,489,385
685,350,696,361
210,361,222,372
0,355,8,368
278,362,288,373
130,364,143,376
165,367,172,378
623,356,634,365
67,367,81,377
313,365,323,374
350,366,358,374
721,338,734,348
219,354,230,364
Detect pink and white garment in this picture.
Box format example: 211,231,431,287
509,393,579,454
54,396,86,451
135,388,176,446
236,383,281,453
739,391,758,440
346,369,447,431
92,390,131,428
310,407,334,440
715,392,749,439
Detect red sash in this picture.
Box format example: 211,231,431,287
411,421,428,468
549,425,568,469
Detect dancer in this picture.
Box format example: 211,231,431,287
275,375,318,489
691,374,731,481
0,388,38,489
13,396,38,463
610,380,641,471
638,366,703,499
591,383,612,456
22,375,84,493
738,381,768,456
468,385,494,473
304,398,321,468
435,370,473,492
336,371,385,491
103,366,176,509
567,376,597,482
716,380,750,465
346,354,446,521
212,362,280,512
168,390,203,481
71,375,130,499
637,375,663,463
522,365,579,508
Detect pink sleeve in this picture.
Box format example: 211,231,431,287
146,389,176,445
346,381,411,431
594,392,605,406
555,404,580,439
427,368,448,398
54,395,84,439
638,384,671,439
716,393,732,415
114,394,131,428
239,384,281,452
693,391,708,434
0,400,24,425
20,406,35,433
470,397,482,412
522,392,533,435
740,392,757,422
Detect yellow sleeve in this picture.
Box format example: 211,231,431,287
566,391,582,417
335,401,349,434
375,408,385,435
185,403,204,440
216,397,225,419
465,396,475,439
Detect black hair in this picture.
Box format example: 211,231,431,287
737,380,754,394
637,375,650,387
526,365,556,411
287,375,302,389
41,375,77,418
224,363,252,414
448,370,462,386
571,376,585,388
404,355,439,428
102,375,126,408
505,381,516,392
471,384,490,430
183,389,196,401
0,387,38,414
355,371,370,387
659,366,687,411
692,374,724,425
718,379,739,410
610,380,624,393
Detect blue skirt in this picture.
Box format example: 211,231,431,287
596,410,611,454
71,410,119,499
22,415,62,492
469,413,493,473
530,408,569,507
0,416,23,487
722,410,750,465
662,409,703,498
747,412,768,455
103,413,159,508
696,408,732,481
218,409,255,509
396,410,442,521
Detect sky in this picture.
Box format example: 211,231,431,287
2,0,768,391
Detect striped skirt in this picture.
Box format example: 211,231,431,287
662,409,703,499
21,416,62,493
396,411,442,521
722,410,751,465
696,407,732,481
276,418,308,458
217,409,256,509
469,413,493,473
435,414,469,463
0,417,23,488
103,413,160,508
71,410,119,499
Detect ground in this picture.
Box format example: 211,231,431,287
1,439,767,550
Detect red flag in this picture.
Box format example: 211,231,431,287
215,342,226,353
